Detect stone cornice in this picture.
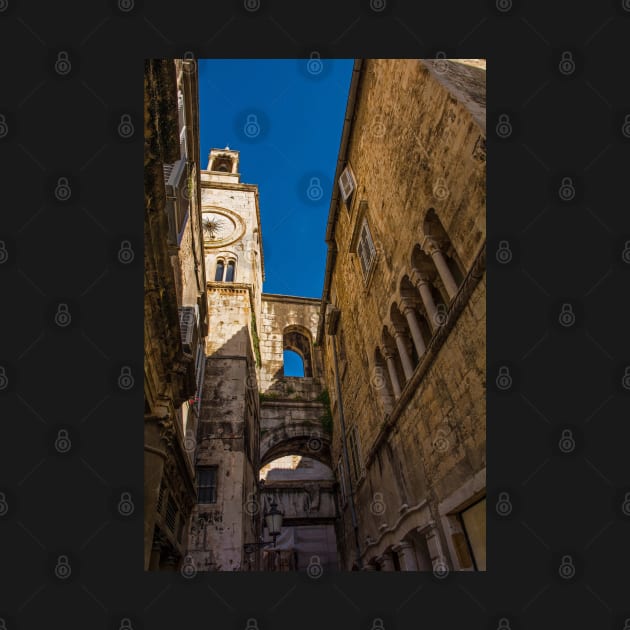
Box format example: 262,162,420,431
360,499,430,561
262,293,321,306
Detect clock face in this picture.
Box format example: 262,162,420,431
202,207,245,247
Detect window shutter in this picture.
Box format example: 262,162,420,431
178,305,198,353
338,166,355,203
165,496,178,532
179,125,188,160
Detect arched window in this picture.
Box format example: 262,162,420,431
214,259,224,281
283,350,305,377
225,260,235,282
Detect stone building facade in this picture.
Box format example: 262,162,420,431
317,58,486,571
143,59,208,570
144,58,485,572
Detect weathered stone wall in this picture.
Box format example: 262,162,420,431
258,294,323,393
322,58,486,570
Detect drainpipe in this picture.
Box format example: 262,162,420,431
327,305,362,570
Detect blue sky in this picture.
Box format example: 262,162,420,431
197,59,354,302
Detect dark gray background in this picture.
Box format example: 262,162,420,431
1,1,629,629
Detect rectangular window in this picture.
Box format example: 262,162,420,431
338,165,356,209
460,498,486,571
197,466,218,504
357,219,376,279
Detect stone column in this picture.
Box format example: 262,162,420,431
412,270,439,330
423,524,448,572
400,299,426,358
393,330,415,381
392,541,419,571
375,552,396,572
424,237,458,299
383,349,402,398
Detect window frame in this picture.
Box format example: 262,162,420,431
338,164,356,211
357,218,377,280
197,466,218,504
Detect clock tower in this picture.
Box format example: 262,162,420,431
187,148,265,571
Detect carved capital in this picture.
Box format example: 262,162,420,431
158,417,177,448
399,296,417,315
422,235,443,257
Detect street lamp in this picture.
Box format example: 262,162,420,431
243,499,284,554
